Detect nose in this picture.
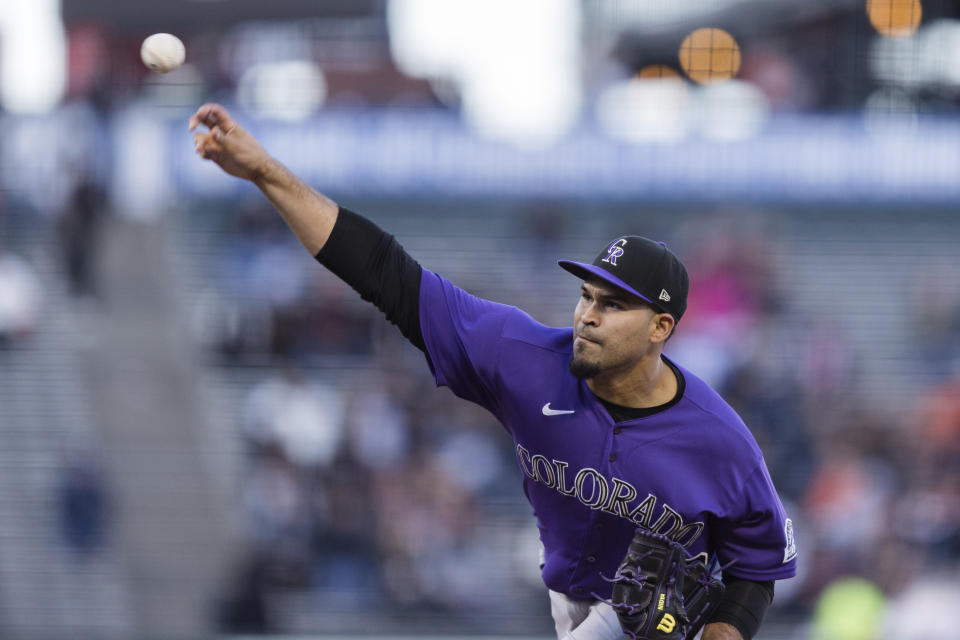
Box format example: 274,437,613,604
580,299,601,326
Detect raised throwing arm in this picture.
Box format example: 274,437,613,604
189,103,339,255
188,103,426,351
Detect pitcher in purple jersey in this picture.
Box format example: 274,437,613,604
190,103,797,640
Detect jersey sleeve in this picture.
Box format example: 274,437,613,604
712,461,798,581
315,208,426,351
418,269,514,414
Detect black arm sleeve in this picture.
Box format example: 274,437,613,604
708,575,774,640
314,207,426,352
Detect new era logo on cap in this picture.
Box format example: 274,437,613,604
659,289,671,302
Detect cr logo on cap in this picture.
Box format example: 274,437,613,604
601,239,628,266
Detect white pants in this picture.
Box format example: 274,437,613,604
548,590,707,640
549,589,625,640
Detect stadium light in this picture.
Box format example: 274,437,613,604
388,0,581,148
678,28,742,85
696,79,770,141
237,61,327,122
867,0,922,38
597,74,768,144
636,65,682,80
870,19,960,89
918,20,960,87
0,0,66,113
596,76,691,143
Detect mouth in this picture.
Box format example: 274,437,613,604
575,334,600,346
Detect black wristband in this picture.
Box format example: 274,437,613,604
708,576,774,640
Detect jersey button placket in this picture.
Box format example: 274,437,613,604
608,428,619,463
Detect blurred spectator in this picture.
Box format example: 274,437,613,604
911,268,960,379
241,444,313,588
803,450,891,553
795,317,855,402
57,448,110,556
207,204,375,360
372,457,487,610
284,277,374,358
893,473,960,562
739,43,814,112
58,166,106,300
722,357,814,501
668,223,777,386
242,446,306,547
310,458,380,605
911,375,960,472
0,246,42,345
434,402,505,494
345,383,410,470
523,203,568,276
881,576,960,640
215,553,273,634
243,367,344,468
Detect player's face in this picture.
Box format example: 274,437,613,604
569,280,661,379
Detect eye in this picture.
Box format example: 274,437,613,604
581,291,592,301
605,301,623,310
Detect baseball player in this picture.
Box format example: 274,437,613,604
190,104,797,640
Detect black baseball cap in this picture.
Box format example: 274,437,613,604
558,236,689,322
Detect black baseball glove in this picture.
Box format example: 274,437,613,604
608,528,725,640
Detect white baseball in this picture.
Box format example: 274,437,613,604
140,33,186,74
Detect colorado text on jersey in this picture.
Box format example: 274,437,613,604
516,444,704,547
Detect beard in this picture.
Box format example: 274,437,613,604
569,353,602,379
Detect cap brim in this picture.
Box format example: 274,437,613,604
557,260,656,307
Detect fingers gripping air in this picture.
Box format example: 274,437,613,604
188,103,268,181
189,104,234,157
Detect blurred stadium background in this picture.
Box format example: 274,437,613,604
1,0,960,638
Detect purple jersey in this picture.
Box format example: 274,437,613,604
419,270,798,599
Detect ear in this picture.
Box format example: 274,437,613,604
649,312,676,345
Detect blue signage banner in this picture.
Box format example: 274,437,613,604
170,109,960,203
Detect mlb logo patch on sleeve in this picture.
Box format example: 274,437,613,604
783,519,797,563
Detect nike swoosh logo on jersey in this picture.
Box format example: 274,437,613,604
542,403,575,416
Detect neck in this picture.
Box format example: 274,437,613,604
586,352,677,408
